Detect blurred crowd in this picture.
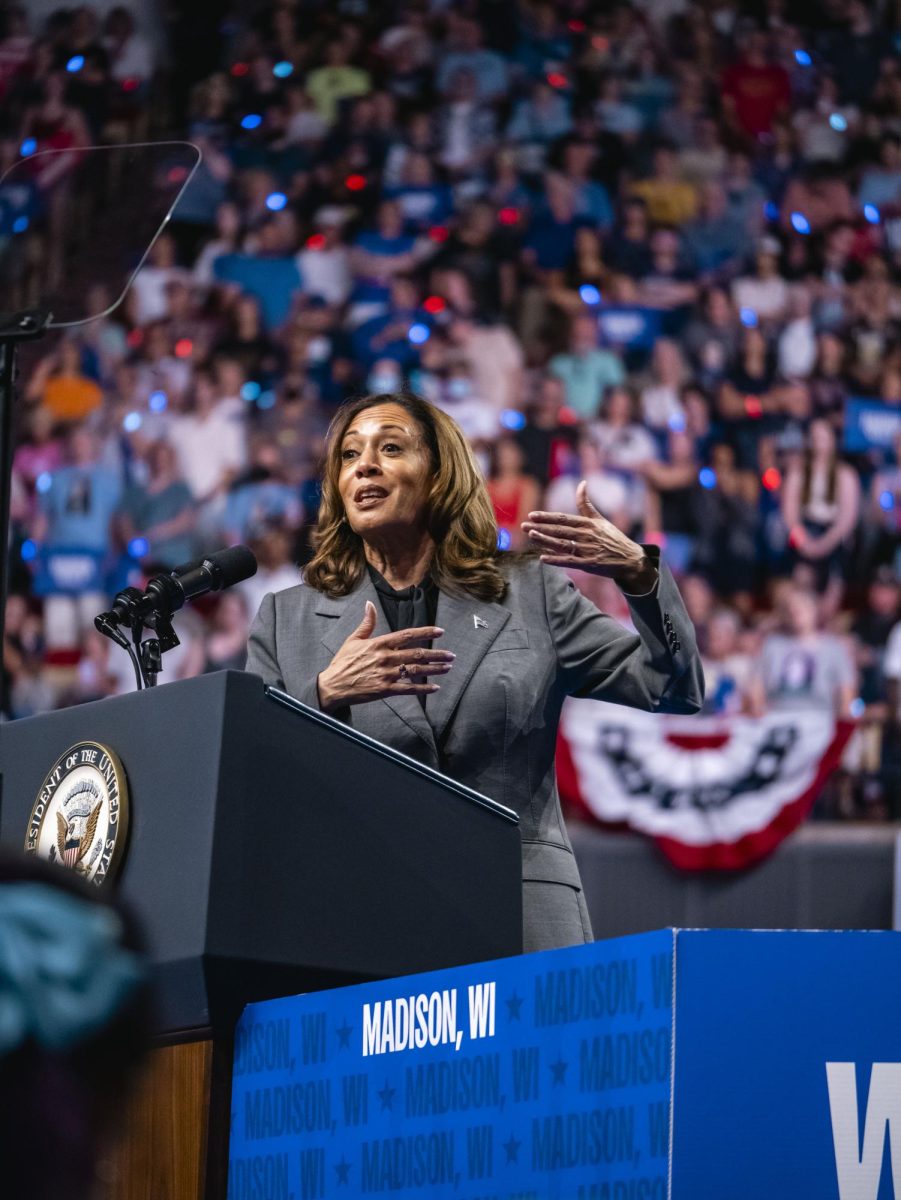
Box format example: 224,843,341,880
2,0,901,818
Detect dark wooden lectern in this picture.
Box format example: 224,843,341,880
0,671,522,1199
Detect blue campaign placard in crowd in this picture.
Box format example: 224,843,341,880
228,930,675,1200
596,306,662,351
844,397,901,453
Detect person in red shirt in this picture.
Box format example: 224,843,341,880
721,30,791,141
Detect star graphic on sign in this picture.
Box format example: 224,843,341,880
334,1157,352,1185
377,1080,397,1110
503,1133,522,1163
550,1055,568,1084
336,1019,353,1049
505,991,523,1020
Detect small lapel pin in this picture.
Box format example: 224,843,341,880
473,614,487,629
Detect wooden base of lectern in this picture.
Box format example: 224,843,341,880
96,1037,232,1200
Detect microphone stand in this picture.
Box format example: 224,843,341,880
0,308,53,718
95,587,180,690
133,609,180,689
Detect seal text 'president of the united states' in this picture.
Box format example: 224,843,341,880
246,391,704,951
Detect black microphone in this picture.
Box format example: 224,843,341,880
98,545,257,630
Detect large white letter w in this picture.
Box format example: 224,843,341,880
827,1063,901,1200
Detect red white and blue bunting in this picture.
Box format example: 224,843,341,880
557,700,856,870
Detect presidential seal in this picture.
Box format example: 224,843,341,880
24,741,130,887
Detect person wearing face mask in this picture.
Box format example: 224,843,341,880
246,391,704,953
367,358,404,397
432,360,498,443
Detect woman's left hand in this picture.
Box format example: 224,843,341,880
522,481,657,590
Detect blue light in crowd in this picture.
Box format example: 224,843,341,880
241,381,261,402
739,307,758,328
500,409,526,431
408,323,430,345
668,412,686,431
128,537,149,558
19,138,36,157
149,389,168,412
794,49,812,66
20,539,37,562
265,191,288,211
849,697,865,718
12,216,28,234
764,201,778,222
699,468,717,490
240,113,263,131
791,212,811,235
879,490,895,511
864,204,881,225
257,389,276,409
123,411,142,432
579,284,601,306
828,113,848,132
35,471,52,494
497,528,512,551
66,54,85,73
273,61,294,78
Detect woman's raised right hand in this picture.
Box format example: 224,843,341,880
316,601,454,713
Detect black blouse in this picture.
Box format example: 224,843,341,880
367,565,439,710
367,564,439,633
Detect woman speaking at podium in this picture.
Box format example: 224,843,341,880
246,392,704,952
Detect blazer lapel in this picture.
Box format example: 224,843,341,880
318,576,437,753
427,590,511,742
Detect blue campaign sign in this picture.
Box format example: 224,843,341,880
671,930,901,1200
596,306,662,350
228,928,901,1199
228,930,675,1200
844,397,901,453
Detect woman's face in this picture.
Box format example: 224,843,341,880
786,593,819,637
575,226,600,257
809,419,834,457
606,389,631,424
338,403,433,541
706,288,730,324
495,438,524,474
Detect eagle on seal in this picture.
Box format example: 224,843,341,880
56,790,101,871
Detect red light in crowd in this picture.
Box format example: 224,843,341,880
744,395,763,419
167,166,188,184
428,225,449,242
121,77,139,92
591,35,609,51
498,207,519,225
126,329,143,348
546,72,568,89
305,233,326,250
230,62,249,77
788,525,806,549
423,295,446,314
761,467,782,491
174,338,193,358
558,406,578,426
345,174,366,191
567,19,586,32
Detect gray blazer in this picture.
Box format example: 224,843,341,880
245,550,704,953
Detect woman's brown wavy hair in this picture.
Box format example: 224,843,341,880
304,391,508,602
